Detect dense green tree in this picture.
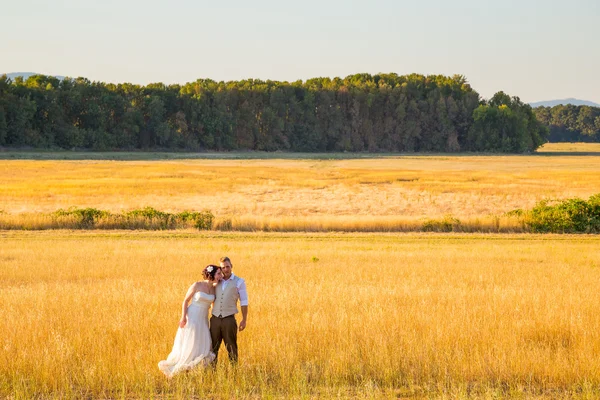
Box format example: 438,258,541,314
467,92,548,152
0,106,7,145
0,73,553,152
533,104,600,142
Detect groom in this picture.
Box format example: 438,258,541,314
210,256,248,364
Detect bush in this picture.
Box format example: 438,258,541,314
422,215,460,232
526,194,600,233
48,207,214,230
177,210,214,230
126,207,175,229
122,208,214,230
126,207,170,220
53,207,110,227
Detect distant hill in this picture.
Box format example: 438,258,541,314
3,72,66,81
530,98,600,108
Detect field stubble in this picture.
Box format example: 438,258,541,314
1,231,600,398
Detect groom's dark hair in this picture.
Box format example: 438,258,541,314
220,256,232,266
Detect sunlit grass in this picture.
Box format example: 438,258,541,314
537,142,600,154
2,144,600,398
1,146,600,227
1,231,600,399
0,213,528,233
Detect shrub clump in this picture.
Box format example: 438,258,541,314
51,207,214,230
125,207,174,229
124,207,214,230
177,210,214,230
422,215,461,232
53,207,111,227
525,194,600,233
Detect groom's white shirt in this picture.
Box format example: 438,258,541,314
221,273,249,307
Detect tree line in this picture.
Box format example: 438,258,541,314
0,73,547,152
534,104,600,142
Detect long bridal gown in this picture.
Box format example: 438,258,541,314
158,291,216,377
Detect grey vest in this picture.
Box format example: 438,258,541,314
212,276,240,317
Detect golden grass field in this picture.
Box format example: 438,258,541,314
1,231,600,399
1,143,600,398
1,143,600,232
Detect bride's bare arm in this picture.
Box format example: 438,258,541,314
179,283,198,328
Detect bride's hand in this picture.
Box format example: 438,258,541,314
179,318,187,328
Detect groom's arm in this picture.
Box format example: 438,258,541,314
238,279,249,331
240,305,248,331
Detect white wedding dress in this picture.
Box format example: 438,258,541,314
158,291,216,377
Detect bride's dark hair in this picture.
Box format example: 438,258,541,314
202,265,221,281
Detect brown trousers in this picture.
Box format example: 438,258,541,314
210,315,238,363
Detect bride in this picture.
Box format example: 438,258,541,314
158,265,223,378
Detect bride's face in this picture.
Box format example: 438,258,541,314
214,269,224,282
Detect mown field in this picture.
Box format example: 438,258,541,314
1,231,600,399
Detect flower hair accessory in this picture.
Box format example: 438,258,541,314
206,266,214,273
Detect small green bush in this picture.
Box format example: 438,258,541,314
422,215,460,232
47,206,214,230
526,194,600,233
125,207,175,229
53,207,110,227
126,207,170,220
177,210,214,230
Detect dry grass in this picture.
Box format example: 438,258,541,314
1,230,600,399
2,144,600,398
211,214,527,233
0,213,528,233
537,142,600,154
1,144,600,228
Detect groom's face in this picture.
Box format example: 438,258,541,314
220,260,232,280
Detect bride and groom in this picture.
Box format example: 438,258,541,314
158,256,249,378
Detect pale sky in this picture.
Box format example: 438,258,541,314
2,0,599,103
